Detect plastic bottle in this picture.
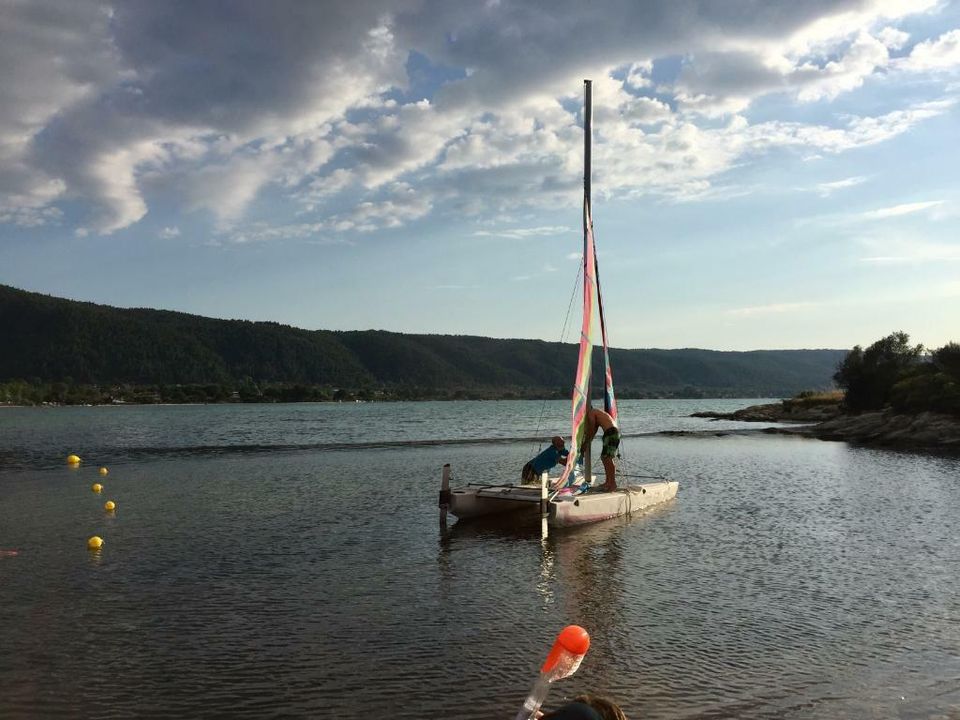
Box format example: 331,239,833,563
515,625,590,720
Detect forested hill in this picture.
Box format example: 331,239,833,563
0,284,844,399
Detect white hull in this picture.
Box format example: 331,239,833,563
446,478,678,528
547,480,678,528
448,483,543,520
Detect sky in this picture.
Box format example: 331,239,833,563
1,0,958,351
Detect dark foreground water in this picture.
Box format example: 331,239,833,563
1,401,959,719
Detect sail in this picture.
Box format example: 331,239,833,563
555,78,603,491
556,202,596,488
593,243,617,420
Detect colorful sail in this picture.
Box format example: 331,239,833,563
593,240,617,420
556,201,596,488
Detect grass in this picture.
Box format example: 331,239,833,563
784,390,845,409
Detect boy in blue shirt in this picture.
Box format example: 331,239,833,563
521,436,569,483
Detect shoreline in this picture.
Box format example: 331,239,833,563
692,401,960,450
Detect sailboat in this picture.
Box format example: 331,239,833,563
440,80,679,528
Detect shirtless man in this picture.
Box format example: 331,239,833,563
584,407,620,491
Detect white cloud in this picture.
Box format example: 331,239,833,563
778,0,937,52
815,176,868,196
625,61,654,89
859,200,944,220
0,0,955,237
902,29,960,71
158,226,181,239
0,203,62,228
329,183,432,232
228,222,340,245
622,96,674,123
185,154,280,229
473,225,570,239
877,26,910,50
858,236,960,264
794,33,890,102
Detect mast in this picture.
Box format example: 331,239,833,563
584,80,592,224
582,79,593,485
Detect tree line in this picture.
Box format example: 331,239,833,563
834,332,960,416
1,283,847,403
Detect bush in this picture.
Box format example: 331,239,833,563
834,331,924,412
933,343,960,381
891,372,960,416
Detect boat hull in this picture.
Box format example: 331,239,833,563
447,479,679,527
547,480,679,528
448,484,543,520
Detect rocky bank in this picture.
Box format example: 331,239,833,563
693,402,960,450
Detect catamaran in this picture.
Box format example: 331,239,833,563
439,80,678,529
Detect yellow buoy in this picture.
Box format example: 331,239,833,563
99,467,108,476
67,454,81,465
92,483,103,493
104,500,116,512
87,536,103,550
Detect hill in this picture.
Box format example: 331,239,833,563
0,284,845,402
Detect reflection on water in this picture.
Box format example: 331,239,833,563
1,403,959,719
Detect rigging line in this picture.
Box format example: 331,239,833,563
531,262,584,457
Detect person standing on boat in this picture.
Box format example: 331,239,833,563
521,436,569,483
585,407,620,491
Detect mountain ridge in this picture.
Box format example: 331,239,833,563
0,283,845,398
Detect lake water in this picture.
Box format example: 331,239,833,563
1,400,959,719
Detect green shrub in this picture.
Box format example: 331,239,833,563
891,372,960,416
834,332,924,412
933,343,960,381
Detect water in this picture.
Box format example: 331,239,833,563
1,400,959,719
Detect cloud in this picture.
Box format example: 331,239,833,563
877,26,910,50
859,200,944,220
473,225,571,239
184,154,281,229
0,1,118,222
157,226,180,239
902,29,960,71
0,203,62,228
815,176,868,196
793,32,891,102
625,61,654,89
228,222,343,245
6,0,407,234
859,236,960,264
0,0,955,237
328,183,432,232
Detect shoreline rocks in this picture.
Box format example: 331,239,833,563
784,410,960,449
692,401,842,423
693,402,960,449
